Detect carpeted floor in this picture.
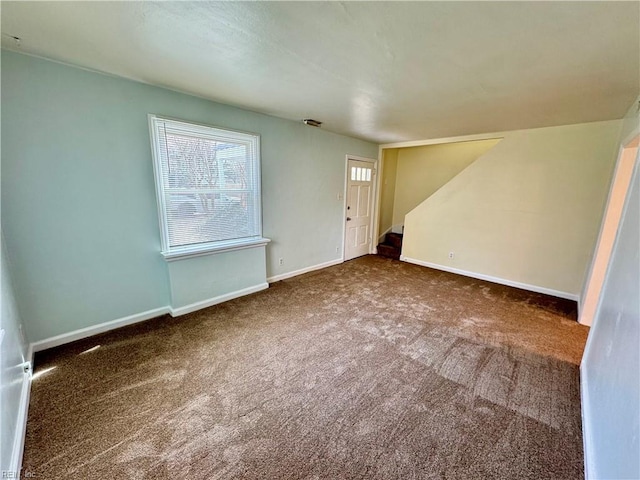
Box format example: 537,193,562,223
23,255,589,479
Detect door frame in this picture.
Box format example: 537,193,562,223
342,154,379,261
579,132,639,325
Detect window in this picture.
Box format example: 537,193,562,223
148,115,267,259
351,166,372,182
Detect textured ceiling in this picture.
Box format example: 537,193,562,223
2,1,639,144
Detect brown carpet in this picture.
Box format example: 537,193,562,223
23,255,589,479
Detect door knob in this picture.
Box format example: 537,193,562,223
346,217,352,221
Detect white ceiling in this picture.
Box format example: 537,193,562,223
2,1,639,144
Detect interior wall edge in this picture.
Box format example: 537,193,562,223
380,118,628,150
380,132,506,149
578,96,640,325
390,138,501,228
579,153,639,478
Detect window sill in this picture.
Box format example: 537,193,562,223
162,237,271,262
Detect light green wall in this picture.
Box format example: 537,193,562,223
378,148,398,237
403,120,622,297
1,51,378,342
392,139,501,227
167,247,266,311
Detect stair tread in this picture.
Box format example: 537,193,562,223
377,243,401,260
384,232,403,249
379,232,403,259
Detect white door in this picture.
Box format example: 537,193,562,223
345,159,375,260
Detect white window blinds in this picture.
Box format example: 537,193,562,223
149,115,263,258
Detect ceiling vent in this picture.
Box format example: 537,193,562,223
302,119,322,127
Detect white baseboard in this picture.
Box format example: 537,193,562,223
267,258,343,283
26,343,35,369
9,369,31,478
18,283,270,472
169,282,269,316
30,282,273,352
400,256,579,301
30,306,171,353
580,365,595,479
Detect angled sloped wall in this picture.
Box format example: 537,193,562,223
392,139,501,229
402,120,622,298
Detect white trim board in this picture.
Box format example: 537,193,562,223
29,283,272,352
9,370,31,479
268,258,343,284
381,132,505,149
580,365,596,479
26,344,35,370
391,224,404,234
19,283,269,477
169,283,269,316
30,306,171,353
378,227,392,244
400,256,578,301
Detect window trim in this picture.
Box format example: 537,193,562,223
162,237,271,261
148,114,268,260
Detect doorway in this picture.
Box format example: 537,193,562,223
344,156,376,261
580,134,639,326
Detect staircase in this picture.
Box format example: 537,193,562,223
377,232,403,260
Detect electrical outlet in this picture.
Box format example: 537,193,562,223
448,252,455,259
279,258,284,266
